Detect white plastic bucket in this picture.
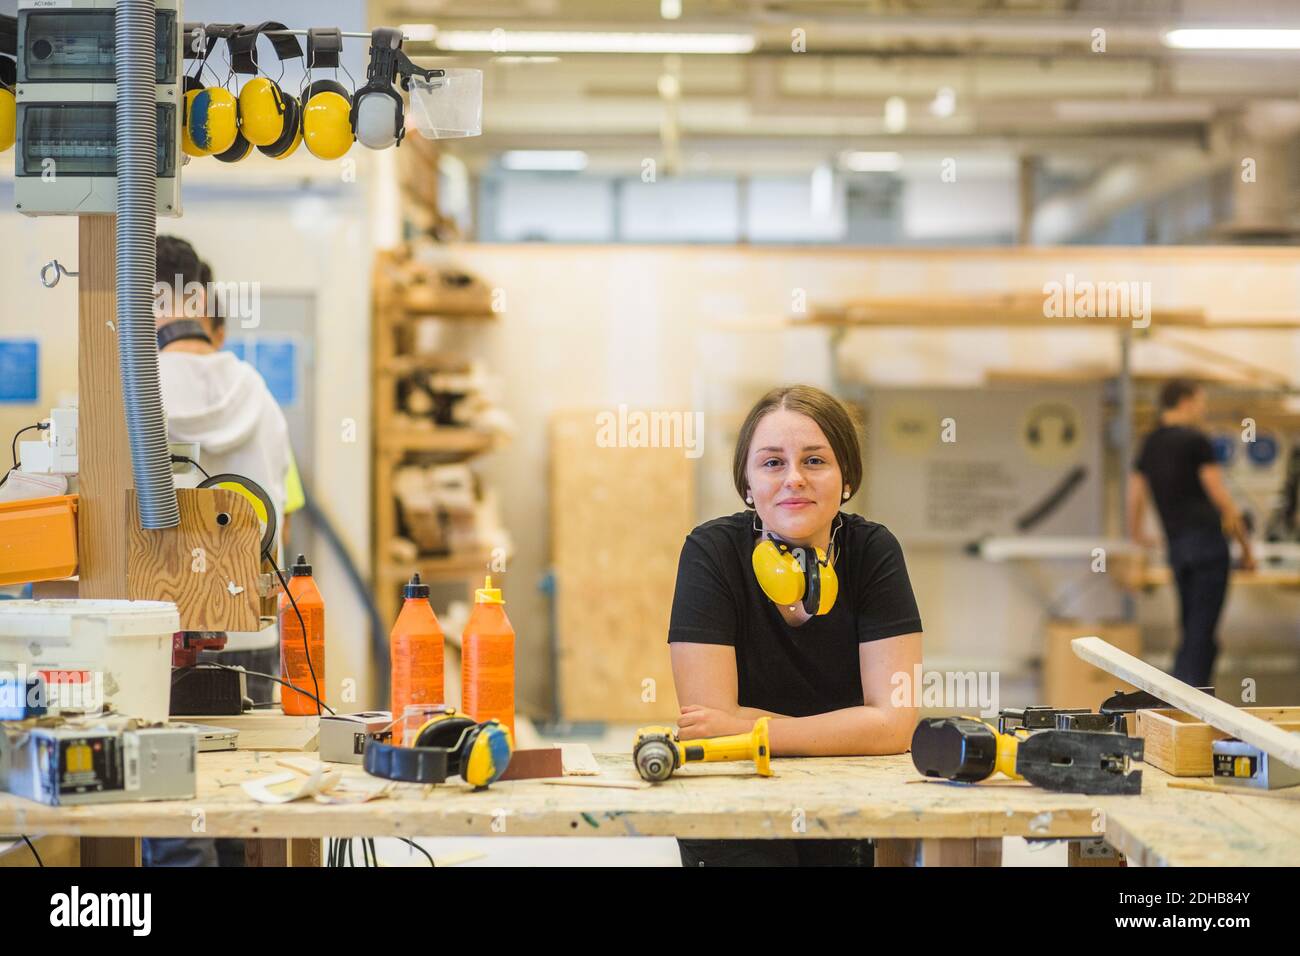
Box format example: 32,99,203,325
0,600,179,722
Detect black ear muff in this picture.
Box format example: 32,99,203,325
800,547,821,616
305,78,350,103
413,713,478,775
258,90,301,158
214,130,252,163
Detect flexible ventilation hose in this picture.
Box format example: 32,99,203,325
116,0,179,528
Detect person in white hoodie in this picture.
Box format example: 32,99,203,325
146,235,301,867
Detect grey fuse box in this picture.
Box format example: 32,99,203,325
14,0,183,217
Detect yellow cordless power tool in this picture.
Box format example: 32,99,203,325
632,716,773,783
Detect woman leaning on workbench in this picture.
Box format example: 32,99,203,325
668,384,923,867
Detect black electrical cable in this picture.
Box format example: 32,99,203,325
399,838,435,867
170,453,211,479
268,553,323,716
174,663,335,715
0,422,49,489
21,835,43,867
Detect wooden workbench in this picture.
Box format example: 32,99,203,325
2,752,1295,867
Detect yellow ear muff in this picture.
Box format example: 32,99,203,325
302,79,353,160
182,85,212,156
0,87,14,154
460,720,513,789
752,538,838,615
189,86,239,154
813,556,838,615
752,538,806,607
257,90,302,159
238,76,287,146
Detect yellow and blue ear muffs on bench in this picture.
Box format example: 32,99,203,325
751,518,841,616
363,707,513,790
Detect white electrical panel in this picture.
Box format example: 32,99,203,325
14,0,183,217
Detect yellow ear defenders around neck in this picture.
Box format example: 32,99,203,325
411,708,514,789
0,56,15,154
752,529,840,616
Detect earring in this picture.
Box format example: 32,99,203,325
842,489,851,500
745,495,753,505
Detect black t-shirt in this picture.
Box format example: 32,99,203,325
1134,425,1220,540
667,511,922,718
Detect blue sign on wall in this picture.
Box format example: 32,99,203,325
0,340,39,403
222,337,299,407
254,339,299,407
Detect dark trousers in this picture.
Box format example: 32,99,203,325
1167,529,1230,688
678,838,874,867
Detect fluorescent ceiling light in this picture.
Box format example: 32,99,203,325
661,0,682,20
1164,28,1300,49
500,150,589,171
840,151,902,172
930,86,956,118
435,31,756,55
400,23,437,42
884,96,908,134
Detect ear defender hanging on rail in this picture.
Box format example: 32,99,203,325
180,23,243,158
0,56,16,154
301,27,354,160
751,518,840,616
351,26,445,150
229,21,303,149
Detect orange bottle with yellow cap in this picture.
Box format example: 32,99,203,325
461,575,515,739
390,572,445,745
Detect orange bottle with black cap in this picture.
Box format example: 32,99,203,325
461,575,515,740
280,553,326,716
390,572,445,744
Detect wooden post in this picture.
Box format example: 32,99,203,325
77,215,132,598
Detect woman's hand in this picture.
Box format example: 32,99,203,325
677,704,751,739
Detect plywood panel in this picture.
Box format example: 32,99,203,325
77,215,131,598
127,487,262,631
551,410,693,722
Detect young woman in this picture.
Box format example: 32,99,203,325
668,385,923,866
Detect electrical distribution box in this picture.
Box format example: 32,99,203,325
14,0,183,216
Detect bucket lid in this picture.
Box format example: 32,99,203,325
0,600,181,638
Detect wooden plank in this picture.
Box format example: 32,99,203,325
1135,707,1300,777
126,487,262,631
1072,636,1300,769
77,215,131,599
551,410,692,722
244,838,287,867
188,713,321,752
79,837,139,867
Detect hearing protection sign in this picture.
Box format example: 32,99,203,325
866,386,1102,543
0,340,39,403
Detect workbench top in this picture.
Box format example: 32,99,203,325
2,752,1296,866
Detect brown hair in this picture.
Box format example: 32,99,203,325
732,385,863,503
1159,378,1202,411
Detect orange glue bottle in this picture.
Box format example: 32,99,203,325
389,572,445,745
280,553,326,716
461,575,516,740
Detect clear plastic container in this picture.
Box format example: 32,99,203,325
408,69,483,139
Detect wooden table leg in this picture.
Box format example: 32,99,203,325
79,837,140,867
875,837,1002,867
244,838,321,867
288,838,321,867
244,838,287,867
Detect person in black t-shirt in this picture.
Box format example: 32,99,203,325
668,385,923,866
1129,379,1254,687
